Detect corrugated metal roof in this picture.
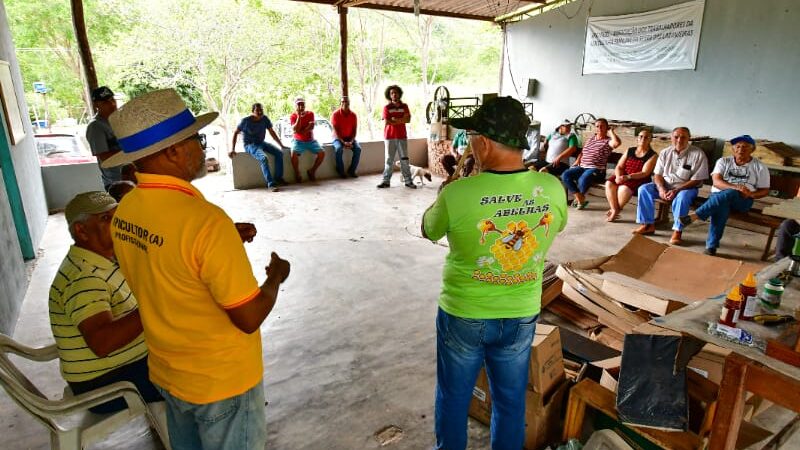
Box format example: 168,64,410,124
292,0,552,22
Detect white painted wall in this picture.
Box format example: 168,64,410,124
41,163,104,211
504,0,800,148
232,138,429,189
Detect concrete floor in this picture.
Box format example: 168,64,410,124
0,170,783,449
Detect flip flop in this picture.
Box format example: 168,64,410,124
576,201,589,210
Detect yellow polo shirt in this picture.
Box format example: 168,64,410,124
111,173,262,404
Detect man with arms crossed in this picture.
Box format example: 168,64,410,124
422,97,568,450
103,89,290,449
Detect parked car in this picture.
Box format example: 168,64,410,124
35,134,96,166
275,117,334,145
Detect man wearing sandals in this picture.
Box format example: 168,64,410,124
632,127,708,245
289,97,325,183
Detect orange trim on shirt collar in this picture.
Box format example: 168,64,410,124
223,288,261,310
137,183,198,197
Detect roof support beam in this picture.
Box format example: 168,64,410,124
70,0,96,112
338,6,349,98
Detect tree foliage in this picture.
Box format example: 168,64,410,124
6,0,501,138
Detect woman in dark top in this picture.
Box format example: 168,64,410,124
605,129,657,222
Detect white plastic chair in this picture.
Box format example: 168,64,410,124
0,333,169,449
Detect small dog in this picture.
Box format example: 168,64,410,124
395,160,433,186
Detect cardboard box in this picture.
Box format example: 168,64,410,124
530,324,564,395
687,343,730,384
469,367,569,450
557,235,764,316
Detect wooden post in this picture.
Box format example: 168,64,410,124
70,0,97,112
338,6,349,98
498,22,506,94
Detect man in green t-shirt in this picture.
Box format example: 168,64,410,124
422,97,568,450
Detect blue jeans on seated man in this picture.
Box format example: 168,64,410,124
561,166,603,194
636,182,698,231
694,189,754,250
435,308,537,450
68,356,163,414
244,142,284,188
155,380,266,450
332,138,362,176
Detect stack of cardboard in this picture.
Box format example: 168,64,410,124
650,133,718,167
548,235,763,350
469,324,568,450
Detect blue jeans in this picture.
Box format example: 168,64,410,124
694,189,754,250
68,356,162,414
155,381,266,450
245,142,284,187
435,308,537,450
637,182,698,231
332,139,362,175
561,166,602,195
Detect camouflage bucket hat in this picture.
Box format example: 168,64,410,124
449,96,530,150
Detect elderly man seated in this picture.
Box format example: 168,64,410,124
680,135,770,255
49,191,162,413
632,127,709,245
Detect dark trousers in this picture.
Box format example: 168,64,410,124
776,219,800,261
68,356,162,414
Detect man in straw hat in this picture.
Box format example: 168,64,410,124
421,96,568,450
103,89,290,449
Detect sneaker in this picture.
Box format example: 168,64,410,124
405,182,417,189
337,170,347,179
704,247,717,256
377,181,390,189
348,172,359,178
679,215,693,227
575,201,589,210
670,230,683,245
275,178,288,186
270,186,280,192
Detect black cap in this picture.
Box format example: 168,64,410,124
449,97,531,150
91,86,115,102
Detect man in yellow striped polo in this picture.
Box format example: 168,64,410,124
48,191,162,413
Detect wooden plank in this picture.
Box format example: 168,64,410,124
709,353,749,450
540,278,563,309
560,284,636,335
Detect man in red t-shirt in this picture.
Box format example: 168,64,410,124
290,97,325,183
331,96,361,178
378,85,416,189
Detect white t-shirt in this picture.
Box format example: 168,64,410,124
544,132,578,163
710,156,770,193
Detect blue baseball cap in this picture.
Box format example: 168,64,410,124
730,135,756,146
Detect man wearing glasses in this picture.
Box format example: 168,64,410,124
230,102,289,192
103,89,291,449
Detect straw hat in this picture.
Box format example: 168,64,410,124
102,89,218,168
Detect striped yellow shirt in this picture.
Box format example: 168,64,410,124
48,245,147,382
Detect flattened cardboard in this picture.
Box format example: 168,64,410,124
562,235,765,316
599,235,763,301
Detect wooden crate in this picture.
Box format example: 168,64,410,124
722,139,800,167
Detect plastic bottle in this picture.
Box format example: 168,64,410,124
760,278,785,310
719,286,742,327
739,273,758,321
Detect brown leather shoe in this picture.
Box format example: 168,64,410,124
632,224,656,235
670,230,683,245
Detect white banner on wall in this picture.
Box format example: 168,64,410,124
582,1,705,75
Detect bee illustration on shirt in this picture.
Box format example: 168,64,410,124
501,222,531,251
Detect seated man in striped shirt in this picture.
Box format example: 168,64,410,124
48,191,162,413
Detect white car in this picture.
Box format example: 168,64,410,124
275,117,334,145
